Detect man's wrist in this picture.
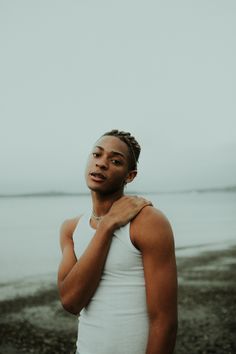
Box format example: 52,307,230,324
98,216,118,235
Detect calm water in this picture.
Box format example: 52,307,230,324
0,192,235,283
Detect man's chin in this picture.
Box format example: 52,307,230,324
87,184,106,193
88,184,123,196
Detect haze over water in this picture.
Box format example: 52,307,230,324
0,191,235,283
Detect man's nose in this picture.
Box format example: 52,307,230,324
96,158,108,170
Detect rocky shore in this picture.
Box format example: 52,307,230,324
0,245,235,354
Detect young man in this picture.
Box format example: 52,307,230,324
58,129,178,354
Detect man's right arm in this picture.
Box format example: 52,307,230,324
57,217,115,315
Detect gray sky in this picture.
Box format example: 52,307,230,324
1,1,236,194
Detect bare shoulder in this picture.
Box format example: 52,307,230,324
135,205,173,232
132,206,175,251
59,216,81,251
60,216,81,235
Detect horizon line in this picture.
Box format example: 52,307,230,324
0,185,235,198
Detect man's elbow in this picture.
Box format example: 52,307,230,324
59,293,81,316
166,316,178,333
168,316,178,337
150,315,178,339
161,318,178,337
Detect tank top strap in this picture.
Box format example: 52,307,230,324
114,223,141,255
72,211,95,259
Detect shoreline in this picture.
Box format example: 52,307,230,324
1,238,235,295
0,244,236,354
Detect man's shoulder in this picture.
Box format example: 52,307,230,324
59,216,81,245
132,205,174,249
60,216,81,234
135,205,171,228
59,215,82,251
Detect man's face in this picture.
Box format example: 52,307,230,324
85,135,133,195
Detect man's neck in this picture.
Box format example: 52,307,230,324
91,190,124,217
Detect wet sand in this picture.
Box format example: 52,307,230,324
0,245,236,354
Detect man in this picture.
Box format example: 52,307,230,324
58,129,178,354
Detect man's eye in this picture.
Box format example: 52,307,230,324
111,159,121,165
92,152,99,157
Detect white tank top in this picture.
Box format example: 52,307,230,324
73,212,149,354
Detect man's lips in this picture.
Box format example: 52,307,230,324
90,172,107,181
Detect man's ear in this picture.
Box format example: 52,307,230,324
125,170,137,184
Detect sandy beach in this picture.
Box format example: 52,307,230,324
0,244,235,354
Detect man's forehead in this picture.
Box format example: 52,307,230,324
94,135,129,154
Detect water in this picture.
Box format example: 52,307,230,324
0,192,235,283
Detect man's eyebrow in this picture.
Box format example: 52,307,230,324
110,151,126,159
95,145,126,159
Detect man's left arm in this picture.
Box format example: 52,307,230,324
135,207,178,354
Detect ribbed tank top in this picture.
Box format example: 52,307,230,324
72,211,149,354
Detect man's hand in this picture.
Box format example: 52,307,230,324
101,195,152,230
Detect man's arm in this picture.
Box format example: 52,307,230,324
134,206,178,354
57,216,115,315
57,196,152,315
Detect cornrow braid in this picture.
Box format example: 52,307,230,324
102,129,141,170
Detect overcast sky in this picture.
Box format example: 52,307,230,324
1,1,236,194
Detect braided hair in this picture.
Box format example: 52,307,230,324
102,129,141,170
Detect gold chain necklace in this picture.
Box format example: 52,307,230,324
91,210,104,222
